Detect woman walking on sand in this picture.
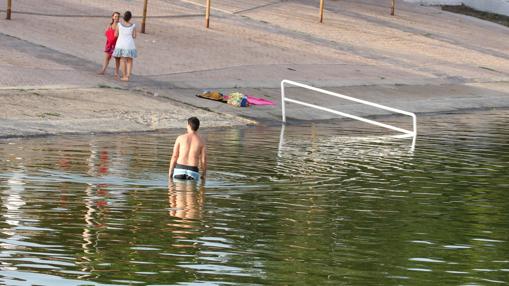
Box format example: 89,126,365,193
98,12,121,78
113,11,137,81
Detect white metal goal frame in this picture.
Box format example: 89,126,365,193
280,80,417,150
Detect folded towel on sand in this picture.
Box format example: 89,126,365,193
226,92,249,107
196,91,226,102
223,94,275,106
197,90,275,107
246,96,274,106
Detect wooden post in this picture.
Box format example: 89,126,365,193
6,0,12,20
391,0,395,16
205,0,211,28
141,0,148,33
319,0,324,23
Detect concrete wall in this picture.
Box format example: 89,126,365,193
404,0,509,16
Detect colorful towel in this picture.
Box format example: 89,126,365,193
196,90,226,102
226,92,249,107
246,96,274,106
223,94,274,106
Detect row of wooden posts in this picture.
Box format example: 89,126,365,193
6,0,397,31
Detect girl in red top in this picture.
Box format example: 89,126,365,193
98,12,121,78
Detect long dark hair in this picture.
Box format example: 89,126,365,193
110,12,120,26
123,11,132,22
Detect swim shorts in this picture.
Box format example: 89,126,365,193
173,164,200,181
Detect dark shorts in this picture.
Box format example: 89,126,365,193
173,164,200,181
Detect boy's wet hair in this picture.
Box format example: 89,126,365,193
123,11,132,22
188,117,200,131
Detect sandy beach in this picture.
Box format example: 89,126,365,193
0,87,254,138
0,0,508,136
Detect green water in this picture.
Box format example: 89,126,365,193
0,110,508,285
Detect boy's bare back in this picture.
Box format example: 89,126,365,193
169,117,207,180
175,133,205,167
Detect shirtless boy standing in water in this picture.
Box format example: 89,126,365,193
169,117,207,181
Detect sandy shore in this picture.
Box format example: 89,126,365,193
0,87,253,138
0,0,508,137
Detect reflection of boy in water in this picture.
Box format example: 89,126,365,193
169,117,207,181
168,181,205,220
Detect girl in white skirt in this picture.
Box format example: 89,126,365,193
113,11,137,81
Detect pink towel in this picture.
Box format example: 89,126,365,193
246,96,274,106
223,95,275,106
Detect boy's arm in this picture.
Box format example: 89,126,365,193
200,144,207,179
168,137,180,177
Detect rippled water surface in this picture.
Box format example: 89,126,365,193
1,110,508,285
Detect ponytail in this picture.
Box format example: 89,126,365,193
123,11,132,22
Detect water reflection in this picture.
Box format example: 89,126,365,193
0,110,508,285
4,168,27,237
1,166,27,274
278,122,416,159
168,180,205,221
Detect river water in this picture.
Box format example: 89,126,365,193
0,110,508,285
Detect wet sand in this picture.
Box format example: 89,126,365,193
0,88,253,138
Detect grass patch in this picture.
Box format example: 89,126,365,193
442,4,509,28
97,84,122,90
38,112,61,118
479,66,500,73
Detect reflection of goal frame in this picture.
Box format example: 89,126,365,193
280,80,417,151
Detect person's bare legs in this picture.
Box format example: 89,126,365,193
98,53,111,75
126,58,133,80
114,57,121,80
121,58,132,81
120,57,128,81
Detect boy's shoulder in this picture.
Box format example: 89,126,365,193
197,133,206,145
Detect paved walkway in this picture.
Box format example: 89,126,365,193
0,0,508,136
2,0,509,88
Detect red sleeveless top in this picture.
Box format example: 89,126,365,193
104,26,118,55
